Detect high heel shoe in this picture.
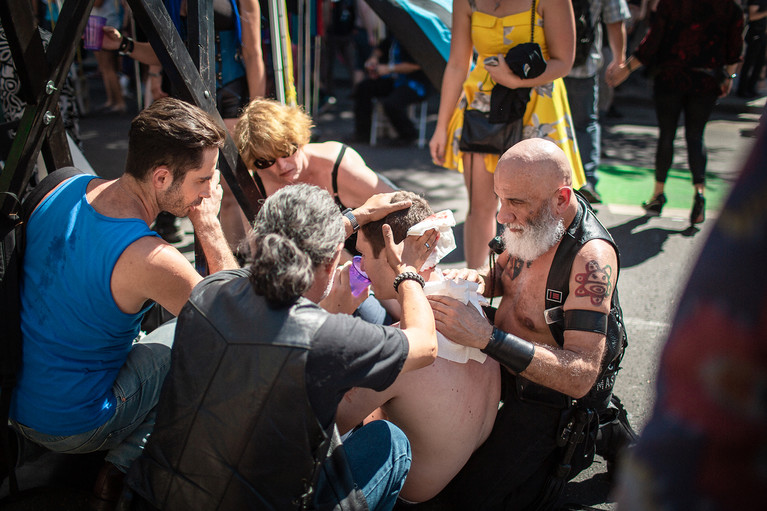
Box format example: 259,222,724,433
690,192,705,225
642,193,666,216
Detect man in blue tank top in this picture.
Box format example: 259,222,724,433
9,98,238,482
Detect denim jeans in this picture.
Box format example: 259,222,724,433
317,420,412,511
12,319,176,473
564,74,600,187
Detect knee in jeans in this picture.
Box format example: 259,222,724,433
375,420,411,466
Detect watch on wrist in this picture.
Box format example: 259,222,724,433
118,36,134,56
342,208,359,233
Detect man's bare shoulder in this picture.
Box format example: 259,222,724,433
112,235,202,315
567,238,618,313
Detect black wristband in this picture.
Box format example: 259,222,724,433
118,36,134,56
393,271,425,293
482,327,535,373
342,208,359,233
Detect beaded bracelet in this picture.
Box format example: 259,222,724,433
393,271,425,293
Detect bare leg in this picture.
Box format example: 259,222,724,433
462,152,497,269
95,50,125,111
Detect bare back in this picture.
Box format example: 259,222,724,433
338,355,500,503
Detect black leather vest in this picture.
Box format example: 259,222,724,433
125,269,355,510
544,193,628,409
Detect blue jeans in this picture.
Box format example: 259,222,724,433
12,320,176,473
317,420,412,511
564,74,600,187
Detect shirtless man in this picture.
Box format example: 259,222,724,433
426,138,626,509
335,191,501,504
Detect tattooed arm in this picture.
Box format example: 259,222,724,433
521,239,617,397
430,240,617,398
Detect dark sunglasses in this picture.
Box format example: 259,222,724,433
253,144,298,170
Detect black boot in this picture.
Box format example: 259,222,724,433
690,192,705,225
595,394,638,484
89,461,125,511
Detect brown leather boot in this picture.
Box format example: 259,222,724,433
89,461,125,511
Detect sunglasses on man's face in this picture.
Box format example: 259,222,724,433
253,144,299,170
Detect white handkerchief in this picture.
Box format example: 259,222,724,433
407,210,457,271
424,277,488,364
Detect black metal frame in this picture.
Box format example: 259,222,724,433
0,0,263,247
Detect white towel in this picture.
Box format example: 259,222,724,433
424,277,488,364
407,210,457,271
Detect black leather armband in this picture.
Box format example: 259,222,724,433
482,328,535,374
563,309,608,335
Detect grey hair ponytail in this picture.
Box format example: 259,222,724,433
248,183,345,306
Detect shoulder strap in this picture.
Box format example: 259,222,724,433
332,144,349,198
544,198,586,345
530,0,537,43
21,166,85,222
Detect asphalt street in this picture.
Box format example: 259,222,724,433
9,68,763,509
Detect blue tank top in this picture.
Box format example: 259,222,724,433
11,175,160,435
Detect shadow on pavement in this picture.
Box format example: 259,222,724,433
608,215,691,268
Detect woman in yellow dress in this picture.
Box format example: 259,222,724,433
429,0,585,268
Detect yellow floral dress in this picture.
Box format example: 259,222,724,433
443,7,586,188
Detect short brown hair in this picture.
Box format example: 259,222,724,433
234,98,313,167
124,97,226,182
361,191,433,257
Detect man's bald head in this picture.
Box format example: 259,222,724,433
496,138,572,194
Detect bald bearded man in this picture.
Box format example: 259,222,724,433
425,138,629,510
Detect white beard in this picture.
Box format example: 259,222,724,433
502,203,565,262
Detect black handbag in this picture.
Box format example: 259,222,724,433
459,110,523,155
459,0,541,155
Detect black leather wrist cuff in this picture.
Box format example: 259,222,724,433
393,271,425,293
482,328,535,373
563,309,608,335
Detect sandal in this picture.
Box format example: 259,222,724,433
690,192,705,225
642,193,666,216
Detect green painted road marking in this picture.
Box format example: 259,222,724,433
597,164,733,211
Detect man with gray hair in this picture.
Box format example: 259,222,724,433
427,138,631,509
123,184,439,511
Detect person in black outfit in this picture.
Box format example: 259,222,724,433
608,0,743,226
738,0,767,98
121,185,440,510
350,36,431,146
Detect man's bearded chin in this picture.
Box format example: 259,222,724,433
502,204,565,262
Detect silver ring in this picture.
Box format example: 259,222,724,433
425,242,430,249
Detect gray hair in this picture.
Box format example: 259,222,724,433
247,183,345,306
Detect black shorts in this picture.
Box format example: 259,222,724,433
217,76,249,119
